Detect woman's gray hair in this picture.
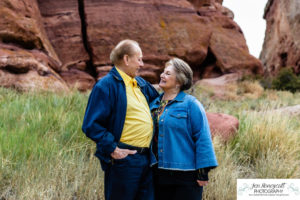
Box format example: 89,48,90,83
166,58,193,91
110,39,140,65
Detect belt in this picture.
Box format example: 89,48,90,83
118,142,149,154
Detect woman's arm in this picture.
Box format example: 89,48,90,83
189,98,218,169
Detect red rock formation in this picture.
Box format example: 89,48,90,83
0,0,68,91
37,0,89,69
0,44,68,91
37,0,95,90
260,0,300,75
188,0,219,8
60,68,95,92
84,0,262,83
0,0,58,61
0,0,263,91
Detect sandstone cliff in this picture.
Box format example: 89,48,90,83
0,0,263,91
0,0,69,91
260,0,300,76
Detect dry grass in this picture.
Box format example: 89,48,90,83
203,110,300,200
0,85,300,200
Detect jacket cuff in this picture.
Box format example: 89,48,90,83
107,142,118,155
196,167,213,181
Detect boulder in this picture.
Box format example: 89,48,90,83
194,73,241,99
206,112,239,142
194,73,264,100
0,44,69,92
272,105,300,117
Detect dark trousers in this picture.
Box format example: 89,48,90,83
155,184,203,200
104,153,154,200
153,167,203,200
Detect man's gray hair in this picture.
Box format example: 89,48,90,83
110,39,140,65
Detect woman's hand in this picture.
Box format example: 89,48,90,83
110,147,137,159
197,180,208,186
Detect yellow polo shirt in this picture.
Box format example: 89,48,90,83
116,67,153,147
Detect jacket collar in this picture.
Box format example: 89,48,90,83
110,66,145,87
174,91,186,102
153,91,186,105
110,66,123,81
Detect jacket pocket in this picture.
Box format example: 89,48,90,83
170,111,187,119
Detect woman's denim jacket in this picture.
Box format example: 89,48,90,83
150,91,218,170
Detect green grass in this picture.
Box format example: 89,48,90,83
0,85,300,200
0,88,103,199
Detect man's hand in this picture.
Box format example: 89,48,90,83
111,147,137,159
197,180,208,187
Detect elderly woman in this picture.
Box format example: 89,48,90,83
150,58,218,200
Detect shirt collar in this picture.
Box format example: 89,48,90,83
116,67,137,87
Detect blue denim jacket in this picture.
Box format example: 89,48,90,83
150,91,218,170
82,67,159,171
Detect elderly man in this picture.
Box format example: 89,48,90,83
82,39,158,200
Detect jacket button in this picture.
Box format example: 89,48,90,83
161,119,164,122
160,149,163,152
160,134,163,137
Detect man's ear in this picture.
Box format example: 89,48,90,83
123,54,129,66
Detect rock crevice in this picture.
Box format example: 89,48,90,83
78,0,96,78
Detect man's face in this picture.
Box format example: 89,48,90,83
124,47,144,78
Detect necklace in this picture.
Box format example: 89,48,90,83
162,92,178,101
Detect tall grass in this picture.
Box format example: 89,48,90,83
200,85,300,199
0,88,104,199
0,84,299,200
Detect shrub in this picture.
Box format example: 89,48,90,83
272,68,300,93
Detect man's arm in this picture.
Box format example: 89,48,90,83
82,82,117,156
136,76,159,103
145,81,160,103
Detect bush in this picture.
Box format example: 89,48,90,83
272,68,300,93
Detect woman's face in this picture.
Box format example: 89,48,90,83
159,64,179,91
